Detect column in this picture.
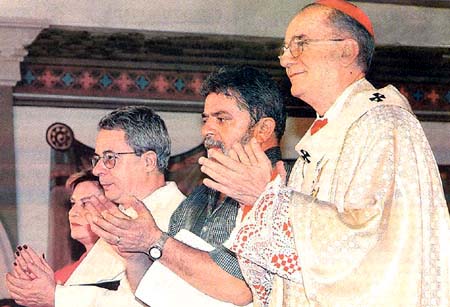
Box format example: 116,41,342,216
0,17,48,247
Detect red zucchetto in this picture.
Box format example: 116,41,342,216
316,0,375,37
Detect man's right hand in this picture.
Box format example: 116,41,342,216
86,196,162,256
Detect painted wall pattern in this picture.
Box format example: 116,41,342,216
16,63,450,116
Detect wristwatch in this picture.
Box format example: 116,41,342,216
147,232,170,261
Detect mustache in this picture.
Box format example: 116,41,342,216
203,137,225,152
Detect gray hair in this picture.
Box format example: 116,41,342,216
98,106,171,172
328,8,375,72
304,3,375,72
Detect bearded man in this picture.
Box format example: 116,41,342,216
88,65,287,306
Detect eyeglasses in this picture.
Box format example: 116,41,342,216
279,36,345,59
91,151,137,169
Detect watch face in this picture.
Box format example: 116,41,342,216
149,247,162,260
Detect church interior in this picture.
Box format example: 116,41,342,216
0,0,449,299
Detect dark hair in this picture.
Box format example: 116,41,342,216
66,170,101,192
200,65,287,141
97,106,171,172
327,8,374,72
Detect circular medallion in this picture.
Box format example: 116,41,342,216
46,122,74,151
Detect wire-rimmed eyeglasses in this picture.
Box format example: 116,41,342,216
279,36,345,59
91,150,137,169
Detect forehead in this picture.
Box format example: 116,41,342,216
203,92,248,115
95,129,131,153
285,6,334,41
73,181,100,194
71,181,101,200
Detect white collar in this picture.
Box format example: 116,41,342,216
318,78,366,122
118,182,178,218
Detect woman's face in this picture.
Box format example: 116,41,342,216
68,181,101,247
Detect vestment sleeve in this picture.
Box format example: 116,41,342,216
230,178,302,306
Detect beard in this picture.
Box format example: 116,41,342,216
203,129,253,155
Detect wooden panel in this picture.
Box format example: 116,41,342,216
12,28,450,120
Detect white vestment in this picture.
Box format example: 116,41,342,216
232,80,450,307
55,181,185,307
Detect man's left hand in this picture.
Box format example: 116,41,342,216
199,138,273,205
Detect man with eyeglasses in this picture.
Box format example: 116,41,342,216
199,1,450,306
87,65,287,307
6,106,185,307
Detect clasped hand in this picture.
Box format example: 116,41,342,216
6,245,56,307
84,195,162,256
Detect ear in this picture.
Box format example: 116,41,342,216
340,38,360,67
141,151,158,173
253,117,276,143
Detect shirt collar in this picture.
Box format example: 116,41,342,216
318,78,366,122
118,182,177,218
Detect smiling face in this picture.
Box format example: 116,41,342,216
201,93,254,155
68,181,101,247
92,129,148,204
280,6,343,106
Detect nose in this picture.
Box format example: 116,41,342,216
279,51,294,69
68,204,80,218
92,158,106,176
201,117,216,139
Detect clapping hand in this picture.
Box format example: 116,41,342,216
6,245,56,307
85,196,162,257
199,138,284,205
